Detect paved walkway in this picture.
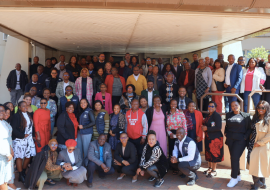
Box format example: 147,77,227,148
14,162,268,190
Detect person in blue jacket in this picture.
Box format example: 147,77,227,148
59,85,79,114
224,54,243,112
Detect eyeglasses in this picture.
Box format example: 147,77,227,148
238,59,244,61
40,102,47,104
146,60,151,61
257,107,266,110
50,144,58,147
66,89,72,92
63,75,69,77
208,105,215,108
60,64,65,66
68,148,75,151
120,137,128,140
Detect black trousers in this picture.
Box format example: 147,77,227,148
170,162,200,180
186,86,194,100
226,139,246,178
129,137,144,161
168,130,177,157
197,98,209,117
252,176,266,189
112,161,138,176
112,96,121,107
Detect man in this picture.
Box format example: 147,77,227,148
86,55,92,64
170,128,201,186
141,80,159,107
178,56,182,66
56,72,76,105
44,58,53,76
191,53,199,70
94,53,105,71
151,58,157,66
237,56,246,68
172,57,183,79
54,55,68,70
218,53,229,69
109,56,114,65
18,86,41,106
159,74,179,106
87,134,115,188
209,58,214,67
205,57,213,70
92,56,98,64
6,63,28,105
177,87,192,110
147,66,164,91
25,74,43,97
178,60,195,99
224,54,243,111
157,58,164,74
126,66,147,96
79,57,88,68
29,56,42,77
124,53,131,67
35,65,48,87
126,99,148,159
57,62,74,82
88,63,96,78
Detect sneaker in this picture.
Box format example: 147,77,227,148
154,179,164,188
187,178,195,186
148,176,156,181
237,175,241,182
227,178,238,188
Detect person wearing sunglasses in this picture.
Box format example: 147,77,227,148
45,68,62,104
247,100,270,190
56,139,87,186
112,132,138,183
224,101,251,187
201,101,223,178
59,85,79,114
34,98,51,153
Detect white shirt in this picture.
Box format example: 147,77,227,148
63,81,70,93
147,90,153,107
15,70,21,90
172,136,196,162
60,150,78,170
133,74,140,81
22,112,30,133
225,63,235,85
55,62,68,70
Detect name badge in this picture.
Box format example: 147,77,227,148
211,122,215,127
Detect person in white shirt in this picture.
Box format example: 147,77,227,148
170,127,201,186
54,55,68,70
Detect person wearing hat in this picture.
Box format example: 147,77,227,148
119,84,138,114
24,139,62,190
56,139,87,186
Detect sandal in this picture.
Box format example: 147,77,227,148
203,168,212,175
44,178,56,186
172,171,178,175
207,170,217,178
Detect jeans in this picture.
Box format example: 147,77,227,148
170,161,200,180
243,91,261,112
77,131,92,166
50,121,55,136
87,161,115,183
10,89,24,106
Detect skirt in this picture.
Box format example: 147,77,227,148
0,155,12,184
204,133,224,163
13,136,36,159
62,166,87,184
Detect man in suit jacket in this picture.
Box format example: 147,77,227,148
173,57,183,80
177,87,192,110
87,134,115,188
141,80,159,107
191,53,199,70
224,54,243,111
178,60,195,99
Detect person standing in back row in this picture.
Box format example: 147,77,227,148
126,67,147,96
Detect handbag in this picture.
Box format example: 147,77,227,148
214,79,225,91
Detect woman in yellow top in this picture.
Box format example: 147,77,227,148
14,93,37,117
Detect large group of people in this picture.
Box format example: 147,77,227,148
0,53,270,190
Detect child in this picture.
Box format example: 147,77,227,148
95,83,113,114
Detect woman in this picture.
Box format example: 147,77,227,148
57,102,79,150
146,96,167,156
77,98,95,166
95,83,113,114
36,88,57,135
93,68,105,96
108,104,127,150
4,106,12,124
119,84,138,114
118,60,132,81
139,96,148,113
247,101,270,190
45,68,62,104
15,93,37,116
240,58,266,112
113,132,138,183
0,104,13,190
56,139,87,186
225,101,251,187
211,59,225,113
25,139,62,189
11,101,36,183
4,102,14,117
66,55,82,80
194,58,212,116
166,99,187,157
161,63,177,84
59,85,79,114
147,65,153,76
34,98,51,153
75,68,93,107
202,101,223,178
130,56,139,69
51,57,58,66
104,62,112,79
183,101,203,152
136,130,169,188
105,67,126,107
92,100,110,141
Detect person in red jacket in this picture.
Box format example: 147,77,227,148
105,67,126,107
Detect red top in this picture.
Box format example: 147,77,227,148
105,74,126,97
245,69,254,91
67,112,79,139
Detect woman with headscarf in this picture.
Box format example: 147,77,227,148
119,84,138,114
59,85,79,114
56,139,87,186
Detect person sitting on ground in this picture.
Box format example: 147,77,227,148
170,127,201,186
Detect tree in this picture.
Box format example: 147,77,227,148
246,46,269,60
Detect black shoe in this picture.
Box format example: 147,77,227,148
179,174,186,178
153,179,164,188
18,172,25,183
148,176,156,181
87,182,93,188
250,184,267,190
187,178,195,186
22,169,26,178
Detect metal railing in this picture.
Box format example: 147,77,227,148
247,90,270,113
199,92,244,115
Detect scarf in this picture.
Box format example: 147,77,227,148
164,71,176,83
165,82,173,102
65,94,73,102
67,112,79,139
184,110,193,131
